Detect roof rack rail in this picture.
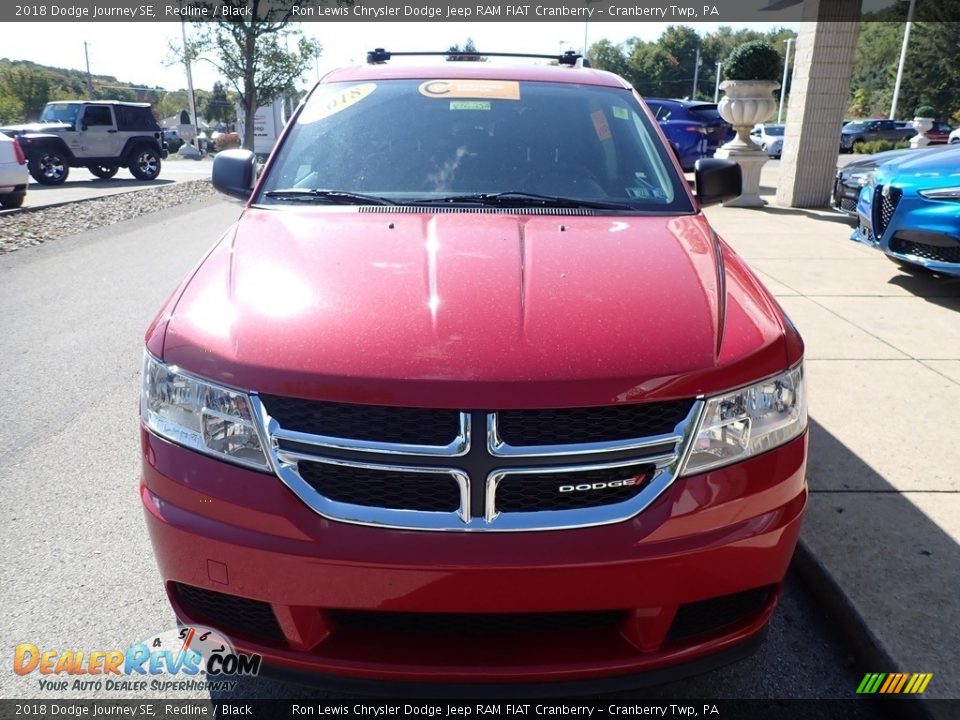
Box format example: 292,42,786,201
366,49,588,67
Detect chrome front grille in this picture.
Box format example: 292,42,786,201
253,397,702,532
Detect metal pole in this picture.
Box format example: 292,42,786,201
83,42,94,96
179,7,200,149
890,0,916,120
583,21,589,56
714,62,722,103
777,38,794,124
691,46,701,100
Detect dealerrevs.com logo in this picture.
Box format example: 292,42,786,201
13,626,261,692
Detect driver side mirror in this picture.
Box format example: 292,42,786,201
212,149,258,201
694,158,741,207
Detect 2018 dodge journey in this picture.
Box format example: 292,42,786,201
140,50,807,692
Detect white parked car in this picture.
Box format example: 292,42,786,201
0,131,28,209
949,127,960,144
750,123,785,158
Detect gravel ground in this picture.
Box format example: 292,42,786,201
0,179,219,254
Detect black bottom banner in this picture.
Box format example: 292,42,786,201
1,699,952,720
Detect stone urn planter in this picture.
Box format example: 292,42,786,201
715,79,780,206
717,80,781,148
711,40,785,207
910,114,934,149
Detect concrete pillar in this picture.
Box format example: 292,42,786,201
776,0,861,208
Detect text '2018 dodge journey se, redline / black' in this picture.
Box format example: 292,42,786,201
140,50,807,692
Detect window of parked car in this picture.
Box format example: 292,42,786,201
40,103,82,126
82,106,114,127
686,104,722,122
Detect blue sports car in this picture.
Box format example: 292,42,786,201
643,98,734,172
852,146,960,276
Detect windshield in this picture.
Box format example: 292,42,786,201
259,79,691,212
40,103,82,125
764,125,785,136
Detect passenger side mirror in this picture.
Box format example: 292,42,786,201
694,158,741,207
212,149,258,201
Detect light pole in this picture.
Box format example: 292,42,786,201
890,0,916,120
691,45,701,100
714,62,722,103
777,37,795,124
179,0,200,148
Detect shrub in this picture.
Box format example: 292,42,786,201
213,132,240,153
723,41,783,82
914,105,935,118
852,139,911,154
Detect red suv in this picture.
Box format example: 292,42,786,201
141,50,807,691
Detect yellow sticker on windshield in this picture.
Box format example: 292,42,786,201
300,83,376,122
418,80,520,100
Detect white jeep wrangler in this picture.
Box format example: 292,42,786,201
0,101,168,185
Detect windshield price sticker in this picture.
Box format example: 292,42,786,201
419,80,520,101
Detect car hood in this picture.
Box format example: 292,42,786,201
0,122,71,136
874,145,960,183
158,208,790,408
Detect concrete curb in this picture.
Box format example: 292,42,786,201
791,538,935,720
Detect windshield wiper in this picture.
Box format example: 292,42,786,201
404,191,637,211
263,189,397,206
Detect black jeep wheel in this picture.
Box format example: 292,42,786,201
29,151,69,185
129,147,161,181
88,165,119,179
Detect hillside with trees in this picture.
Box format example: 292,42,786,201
588,13,960,122
0,58,236,125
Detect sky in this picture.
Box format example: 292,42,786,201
1,21,799,95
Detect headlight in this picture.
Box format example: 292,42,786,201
141,353,270,471
679,364,806,476
919,187,960,201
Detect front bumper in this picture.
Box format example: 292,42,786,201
854,185,960,276
141,428,807,685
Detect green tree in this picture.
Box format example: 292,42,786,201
202,81,235,124
447,38,484,61
587,39,628,79
0,94,24,124
183,1,322,148
1,65,50,120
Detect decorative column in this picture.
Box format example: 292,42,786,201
776,0,862,208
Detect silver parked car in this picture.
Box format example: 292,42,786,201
750,124,784,158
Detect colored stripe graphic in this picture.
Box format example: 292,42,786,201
858,672,932,694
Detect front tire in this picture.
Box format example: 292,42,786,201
29,151,69,185
129,147,161,181
0,191,25,209
88,165,119,179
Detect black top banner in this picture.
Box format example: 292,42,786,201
3,0,960,23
